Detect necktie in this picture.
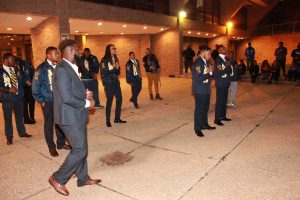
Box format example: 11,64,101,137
10,67,18,89
51,62,56,67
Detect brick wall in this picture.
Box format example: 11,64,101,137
236,33,300,65
151,29,181,76
31,17,61,67
82,34,150,77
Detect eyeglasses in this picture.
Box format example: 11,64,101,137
112,48,117,50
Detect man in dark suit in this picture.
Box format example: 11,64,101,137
192,45,216,137
49,40,101,196
0,53,32,145
32,46,70,157
214,45,232,126
126,51,142,109
80,48,103,108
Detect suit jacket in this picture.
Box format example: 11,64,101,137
126,59,142,84
214,56,231,87
192,56,212,95
53,59,89,126
0,66,25,101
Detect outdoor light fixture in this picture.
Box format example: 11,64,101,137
227,21,233,29
179,10,187,18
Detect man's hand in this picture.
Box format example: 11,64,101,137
9,87,17,94
26,80,32,86
41,102,45,107
150,66,155,70
89,99,95,108
92,73,98,79
86,89,93,100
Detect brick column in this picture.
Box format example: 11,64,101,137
30,0,70,67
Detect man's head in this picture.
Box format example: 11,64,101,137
279,42,283,47
129,52,135,60
218,45,226,55
199,45,211,61
215,44,219,49
145,48,151,55
187,44,191,49
248,42,252,47
58,39,78,62
83,48,91,57
46,46,59,62
297,42,300,49
2,53,15,67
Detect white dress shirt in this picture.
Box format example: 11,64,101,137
219,54,226,62
47,59,56,69
63,58,90,108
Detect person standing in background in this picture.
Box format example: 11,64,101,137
126,52,142,109
227,51,239,108
100,44,126,127
0,53,32,145
143,48,163,100
274,42,287,79
249,60,259,84
182,44,195,74
17,58,36,124
245,42,255,72
80,48,103,108
32,46,71,157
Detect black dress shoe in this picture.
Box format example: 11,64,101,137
214,120,224,126
7,138,13,145
106,122,112,127
24,119,35,124
134,103,140,109
94,104,104,109
20,133,32,138
221,118,231,121
49,148,59,157
155,94,163,100
150,94,154,100
195,130,204,137
202,124,216,130
114,119,127,123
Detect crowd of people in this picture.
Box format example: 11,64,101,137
183,42,300,85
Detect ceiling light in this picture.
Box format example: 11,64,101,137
7,35,10,37
206,33,209,36
179,10,187,18
75,30,79,33
122,25,127,28
85,33,88,35
233,36,236,39
7,43,11,45
213,34,216,37
188,31,191,34
97,22,102,26
6,28,12,31
99,32,103,34
121,33,124,35
241,37,244,39
10,38,14,41
26,16,32,21
197,32,201,35
160,28,164,31
143,26,147,29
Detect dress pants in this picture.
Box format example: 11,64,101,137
2,98,26,139
278,59,286,77
147,73,159,95
228,81,238,105
104,82,122,122
23,86,35,121
42,102,65,149
130,80,142,104
194,94,210,131
215,86,229,120
53,121,90,186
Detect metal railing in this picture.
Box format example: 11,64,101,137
254,21,300,36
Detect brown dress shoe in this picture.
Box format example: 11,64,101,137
49,176,69,196
79,179,101,187
49,148,59,157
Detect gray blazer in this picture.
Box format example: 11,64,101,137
53,59,89,126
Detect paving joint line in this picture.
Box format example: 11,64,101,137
177,85,295,200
